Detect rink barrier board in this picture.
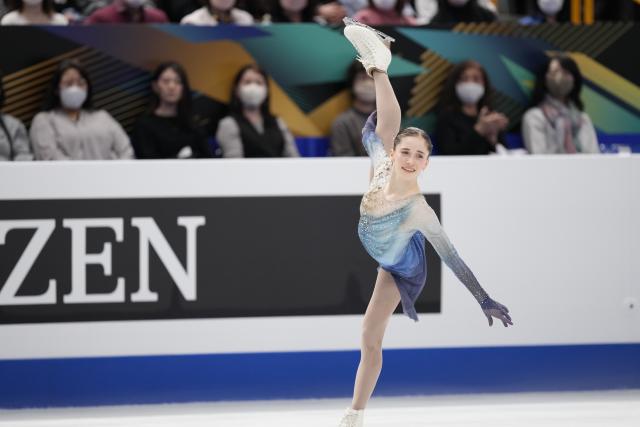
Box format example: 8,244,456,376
1,343,639,408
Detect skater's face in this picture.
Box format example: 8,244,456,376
391,136,429,178
153,68,183,105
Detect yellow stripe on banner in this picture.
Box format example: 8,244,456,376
584,0,595,25
307,89,352,136
571,0,582,24
568,52,640,112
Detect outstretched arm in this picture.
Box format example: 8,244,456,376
417,204,513,327
372,71,400,156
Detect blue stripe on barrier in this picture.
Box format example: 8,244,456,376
1,344,639,408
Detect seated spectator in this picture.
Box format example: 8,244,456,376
316,1,347,24
330,60,375,156
155,0,200,22
84,0,168,23
216,64,299,158
413,0,496,24
30,60,134,160
0,73,33,161
133,62,211,159
268,0,319,23
522,55,599,154
181,0,253,24
1,0,68,25
431,0,496,24
353,0,416,25
519,0,569,25
435,60,508,155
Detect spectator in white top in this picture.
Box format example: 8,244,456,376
30,60,134,160
0,72,33,161
181,0,253,24
1,0,68,24
522,55,599,154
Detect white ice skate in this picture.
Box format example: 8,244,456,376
343,17,393,77
338,407,364,427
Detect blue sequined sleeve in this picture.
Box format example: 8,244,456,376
362,111,388,168
415,201,489,304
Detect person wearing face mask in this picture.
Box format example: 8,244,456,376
30,60,133,160
84,0,168,23
268,0,319,22
520,0,569,25
216,64,299,158
412,0,496,24
0,71,33,161
330,60,376,156
133,62,212,159
522,56,599,154
353,0,416,25
431,0,495,24
180,0,253,24
435,60,508,155
1,0,68,24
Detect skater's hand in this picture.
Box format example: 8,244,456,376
480,297,512,327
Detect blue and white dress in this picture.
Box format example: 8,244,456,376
358,112,489,321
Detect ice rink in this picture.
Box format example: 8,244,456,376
1,390,639,427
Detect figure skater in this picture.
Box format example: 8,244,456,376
338,18,513,427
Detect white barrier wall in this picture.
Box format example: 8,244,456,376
1,155,638,361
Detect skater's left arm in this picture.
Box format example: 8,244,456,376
417,203,513,327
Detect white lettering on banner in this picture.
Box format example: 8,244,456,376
0,220,57,305
130,217,206,303
0,216,206,306
62,218,125,304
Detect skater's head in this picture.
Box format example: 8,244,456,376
368,0,407,15
439,60,493,113
229,64,272,117
391,128,432,178
149,61,194,128
531,55,583,110
43,59,93,112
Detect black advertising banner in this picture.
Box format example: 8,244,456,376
0,196,442,324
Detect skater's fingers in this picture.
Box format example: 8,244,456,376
486,314,493,327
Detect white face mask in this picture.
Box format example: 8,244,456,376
455,82,485,105
124,0,146,8
239,83,268,108
211,0,235,11
22,0,43,6
538,0,564,16
280,0,307,13
372,0,396,11
353,80,376,103
60,86,87,110
448,0,470,7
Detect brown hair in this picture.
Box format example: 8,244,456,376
394,127,432,154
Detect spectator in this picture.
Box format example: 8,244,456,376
155,0,200,22
435,60,508,155
522,55,599,154
316,1,347,24
519,0,569,25
330,60,375,156
431,0,496,24
413,0,497,24
133,62,211,159
1,0,68,24
353,0,416,25
268,0,319,22
30,60,133,160
181,0,253,24
0,73,33,161
84,0,168,23
216,64,299,158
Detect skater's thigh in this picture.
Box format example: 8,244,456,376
362,268,400,335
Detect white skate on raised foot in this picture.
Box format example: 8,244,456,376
343,17,393,77
338,407,364,427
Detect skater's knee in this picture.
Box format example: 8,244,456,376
361,328,383,355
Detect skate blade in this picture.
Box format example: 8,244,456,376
343,17,396,44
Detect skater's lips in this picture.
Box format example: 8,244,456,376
401,166,416,173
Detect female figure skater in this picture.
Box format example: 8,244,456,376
338,18,513,427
